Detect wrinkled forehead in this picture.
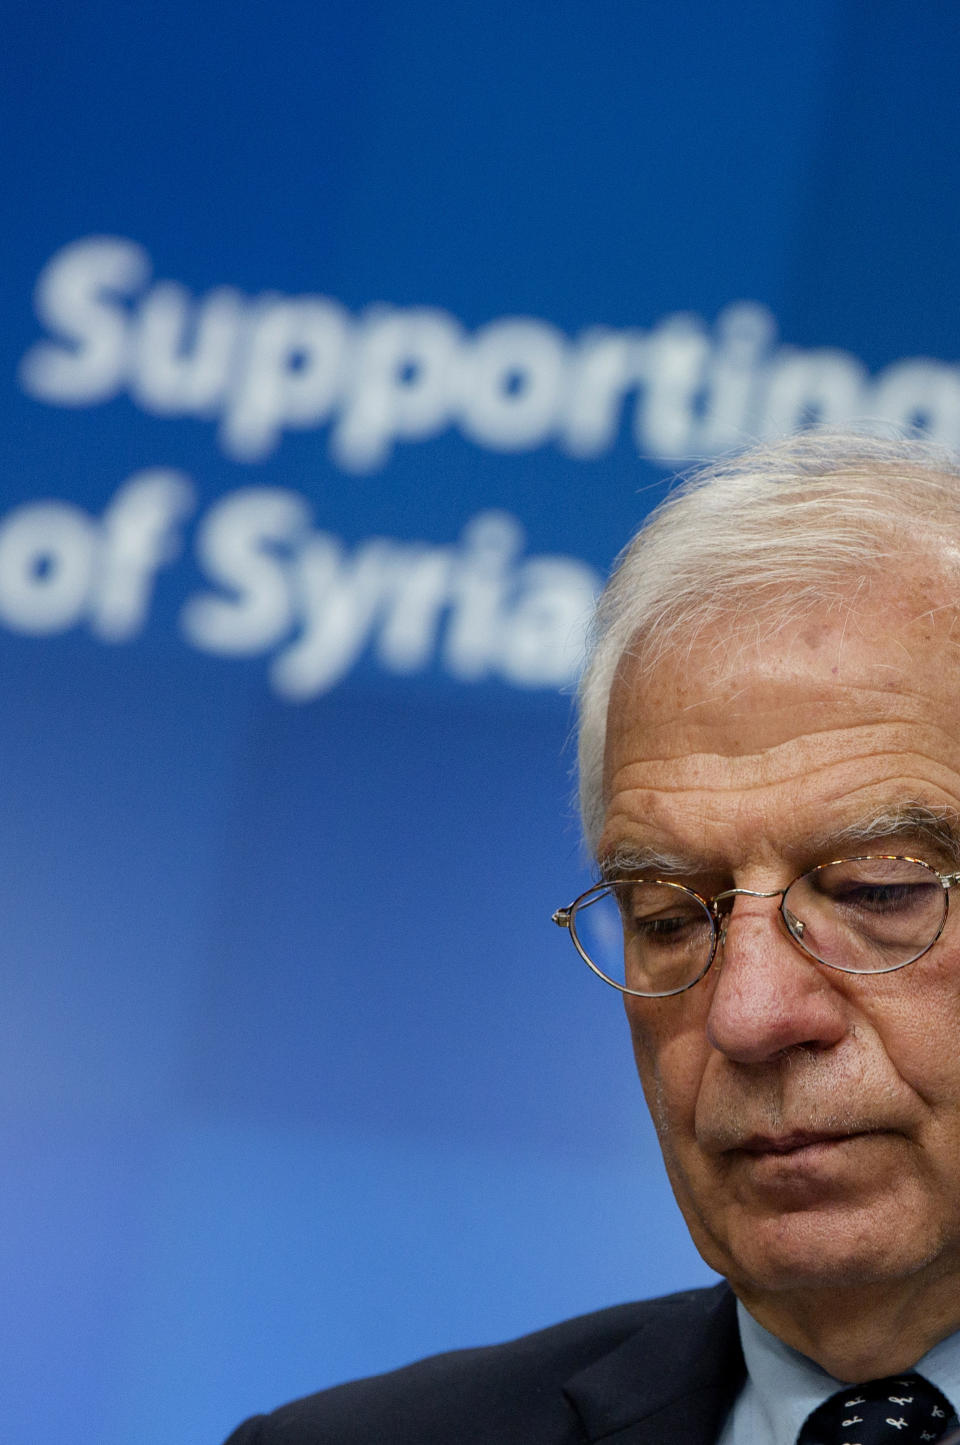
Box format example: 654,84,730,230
602,581,960,792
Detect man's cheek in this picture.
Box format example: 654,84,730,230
627,1021,698,1143
625,1010,665,1110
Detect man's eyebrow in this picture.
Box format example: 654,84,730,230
826,801,960,863
599,844,702,879
599,802,960,879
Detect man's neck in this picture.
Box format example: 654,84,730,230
735,1272,960,1382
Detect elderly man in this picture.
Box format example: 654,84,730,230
224,431,960,1444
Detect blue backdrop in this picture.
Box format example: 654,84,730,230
5,4,960,1441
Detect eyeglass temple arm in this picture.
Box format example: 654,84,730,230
552,908,571,929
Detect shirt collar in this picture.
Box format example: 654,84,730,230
735,1299,960,1445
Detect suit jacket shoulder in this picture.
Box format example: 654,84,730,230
222,1283,742,1445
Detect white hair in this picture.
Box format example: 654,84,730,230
578,428,960,853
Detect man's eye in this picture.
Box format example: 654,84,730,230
630,914,702,942
835,883,931,914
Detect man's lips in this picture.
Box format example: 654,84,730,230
730,1129,879,1156
698,1108,910,1159
712,1127,899,1199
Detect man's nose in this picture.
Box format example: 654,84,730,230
704,898,849,1064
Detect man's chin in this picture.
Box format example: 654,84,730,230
715,1220,936,1296
685,1194,941,1296
730,1251,901,1295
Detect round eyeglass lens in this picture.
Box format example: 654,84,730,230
570,880,716,995
782,856,949,973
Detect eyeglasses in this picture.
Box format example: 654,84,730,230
552,856,960,998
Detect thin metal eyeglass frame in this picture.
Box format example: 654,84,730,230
552,855,960,998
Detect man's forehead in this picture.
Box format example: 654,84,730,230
599,590,960,871
604,581,960,746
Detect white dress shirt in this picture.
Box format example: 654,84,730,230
717,1300,960,1445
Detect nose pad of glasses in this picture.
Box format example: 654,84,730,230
715,897,804,965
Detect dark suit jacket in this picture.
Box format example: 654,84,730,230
222,1283,744,1444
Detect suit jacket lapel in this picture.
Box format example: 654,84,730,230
562,1284,743,1445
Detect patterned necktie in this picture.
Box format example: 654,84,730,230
796,1373,959,1444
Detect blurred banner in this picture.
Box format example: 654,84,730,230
4,4,960,1441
